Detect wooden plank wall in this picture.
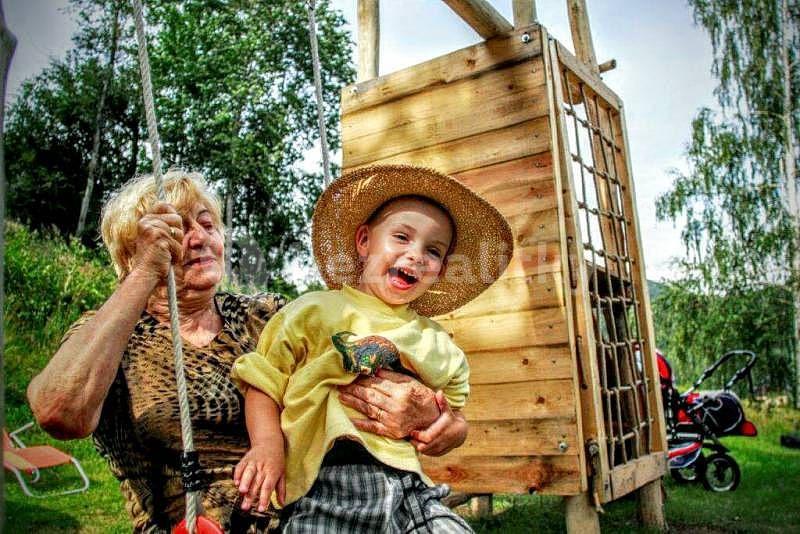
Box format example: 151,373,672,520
341,26,582,495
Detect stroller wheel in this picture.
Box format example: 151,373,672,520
702,453,741,492
670,453,706,484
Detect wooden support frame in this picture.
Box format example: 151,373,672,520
441,0,513,39
566,0,598,73
512,0,537,28
357,0,379,81
549,30,667,525
341,12,668,529
545,31,611,503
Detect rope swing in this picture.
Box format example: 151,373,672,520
131,2,219,534
130,0,333,532
307,0,333,186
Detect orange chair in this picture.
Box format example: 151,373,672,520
3,422,90,497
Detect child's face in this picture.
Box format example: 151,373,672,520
355,198,453,307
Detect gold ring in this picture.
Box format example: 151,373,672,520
170,227,178,239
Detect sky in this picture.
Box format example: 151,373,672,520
4,1,718,282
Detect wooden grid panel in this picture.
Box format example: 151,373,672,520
555,52,665,474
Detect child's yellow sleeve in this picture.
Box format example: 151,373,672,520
442,351,470,410
231,307,305,408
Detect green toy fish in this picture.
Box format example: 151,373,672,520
331,331,402,376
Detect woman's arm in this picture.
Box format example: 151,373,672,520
338,369,466,455
27,203,183,439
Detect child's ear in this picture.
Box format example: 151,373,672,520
355,224,370,259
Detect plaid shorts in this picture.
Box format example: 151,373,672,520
280,464,474,533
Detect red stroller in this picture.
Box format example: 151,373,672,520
658,349,758,491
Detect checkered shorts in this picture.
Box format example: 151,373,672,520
280,464,474,533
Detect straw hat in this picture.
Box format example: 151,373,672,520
312,164,514,317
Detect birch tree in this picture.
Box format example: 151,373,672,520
657,0,800,403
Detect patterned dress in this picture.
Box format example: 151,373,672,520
62,292,287,533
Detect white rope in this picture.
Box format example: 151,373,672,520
307,0,332,186
131,2,199,533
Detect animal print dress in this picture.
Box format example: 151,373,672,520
62,292,287,533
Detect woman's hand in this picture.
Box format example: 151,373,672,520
338,369,440,440
233,442,286,512
131,202,184,282
410,391,468,456
28,203,185,439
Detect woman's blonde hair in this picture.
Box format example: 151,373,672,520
101,170,223,280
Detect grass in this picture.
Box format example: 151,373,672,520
4,402,799,533
464,402,800,533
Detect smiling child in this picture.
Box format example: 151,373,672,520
230,164,513,532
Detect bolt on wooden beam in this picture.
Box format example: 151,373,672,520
357,0,379,82
441,0,513,40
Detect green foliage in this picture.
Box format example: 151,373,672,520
5,46,142,240
3,221,116,405
657,108,793,290
652,278,794,393
5,0,355,282
655,0,799,394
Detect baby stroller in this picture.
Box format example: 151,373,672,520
658,349,758,492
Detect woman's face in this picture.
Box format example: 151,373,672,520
179,202,224,291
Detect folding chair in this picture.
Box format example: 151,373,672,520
3,422,90,497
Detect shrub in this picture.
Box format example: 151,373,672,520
4,221,117,406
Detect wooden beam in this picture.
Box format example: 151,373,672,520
423,454,582,494
513,0,537,28
471,495,493,517
342,27,542,115
566,0,598,73
357,0,379,81
637,479,667,531
442,0,513,40
565,494,600,534
608,452,666,501
598,58,616,73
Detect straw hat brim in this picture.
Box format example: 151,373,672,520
312,164,514,317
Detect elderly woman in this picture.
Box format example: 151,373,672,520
27,171,465,533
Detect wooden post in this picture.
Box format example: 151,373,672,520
565,494,600,534
0,2,16,529
470,495,493,518
512,0,537,28
566,0,598,74
357,0,379,82
637,479,666,531
441,0,513,40
598,59,617,73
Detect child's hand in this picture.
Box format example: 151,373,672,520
409,391,468,456
233,443,286,512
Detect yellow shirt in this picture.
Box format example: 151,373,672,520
231,285,469,505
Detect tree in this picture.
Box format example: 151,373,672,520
656,0,799,402
6,0,354,285
76,1,121,238
5,46,142,239
652,278,794,393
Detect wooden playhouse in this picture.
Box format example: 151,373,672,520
339,1,667,530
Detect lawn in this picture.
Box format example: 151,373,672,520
4,401,799,533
